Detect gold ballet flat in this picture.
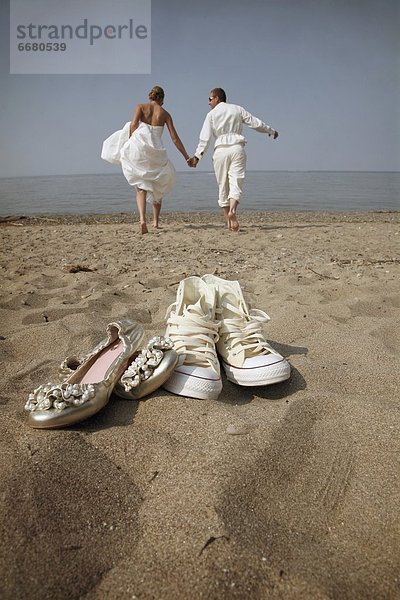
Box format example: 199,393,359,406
114,336,179,400
25,320,144,429
61,336,178,401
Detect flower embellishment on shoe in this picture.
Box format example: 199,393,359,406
119,336,174,392
25,382,97,413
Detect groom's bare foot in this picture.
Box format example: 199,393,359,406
222,208,230,229
228,211,239,232
152,221,160,229
140,221,148,234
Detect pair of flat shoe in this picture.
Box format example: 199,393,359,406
25,320,178,429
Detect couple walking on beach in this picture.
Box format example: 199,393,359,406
101,86,279,234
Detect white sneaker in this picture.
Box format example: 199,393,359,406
202,275,291,386
163,276,222,400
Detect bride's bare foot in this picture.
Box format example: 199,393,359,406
140,221,148,235
152,201,162,231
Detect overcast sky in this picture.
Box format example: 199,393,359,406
0,0,399,177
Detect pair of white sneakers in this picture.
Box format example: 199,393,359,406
163,275,291,400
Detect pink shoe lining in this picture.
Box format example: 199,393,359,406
80,340,124,384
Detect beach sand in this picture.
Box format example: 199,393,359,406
0,210,399,599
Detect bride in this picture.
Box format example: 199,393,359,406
102,86,192,234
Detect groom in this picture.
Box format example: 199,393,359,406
189,88,278,231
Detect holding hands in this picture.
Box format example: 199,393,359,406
186,156,199,168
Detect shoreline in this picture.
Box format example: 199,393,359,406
0,209,399,227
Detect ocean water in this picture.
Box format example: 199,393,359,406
0,171,398,215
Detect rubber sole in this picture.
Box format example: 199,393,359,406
222,359,291,387
163,370,222,400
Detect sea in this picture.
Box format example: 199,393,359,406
0,171,398,215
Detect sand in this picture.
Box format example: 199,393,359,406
0,210,399,599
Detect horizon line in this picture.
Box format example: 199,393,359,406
1,169,399,179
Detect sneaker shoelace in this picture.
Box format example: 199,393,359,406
166,301,220,368
217,301,272,357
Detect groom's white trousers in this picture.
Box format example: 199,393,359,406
212,143,246,207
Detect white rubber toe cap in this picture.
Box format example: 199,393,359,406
222,356,291,386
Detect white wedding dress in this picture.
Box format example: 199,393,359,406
101,121,176,203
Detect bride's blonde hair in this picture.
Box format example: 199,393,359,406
148,86,165,102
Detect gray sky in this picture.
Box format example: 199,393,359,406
0,0,399,176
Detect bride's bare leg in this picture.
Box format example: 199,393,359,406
152,200,162,229
136,188,148,234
